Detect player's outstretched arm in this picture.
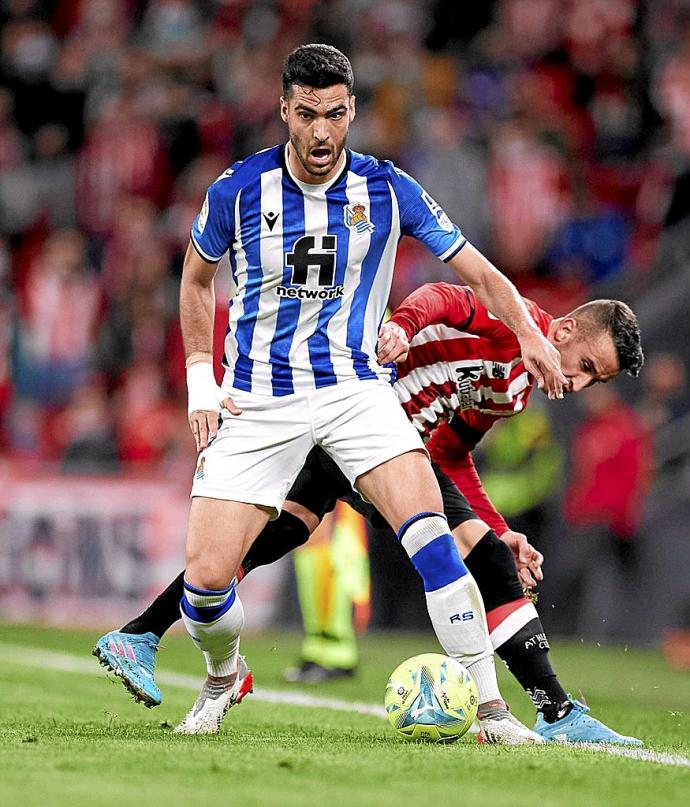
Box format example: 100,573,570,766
180,242,241,452
446,243,566,399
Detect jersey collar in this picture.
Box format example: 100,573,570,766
282,143,350,193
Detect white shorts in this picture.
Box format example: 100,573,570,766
190,378,425,516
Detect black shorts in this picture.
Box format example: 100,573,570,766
286,446,477,531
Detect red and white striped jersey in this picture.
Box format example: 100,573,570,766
390,282,552,437
389,282,553,536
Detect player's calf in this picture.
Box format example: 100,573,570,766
465,530,642,744
465,530,572,722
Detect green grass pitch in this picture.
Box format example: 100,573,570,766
0,624,689,807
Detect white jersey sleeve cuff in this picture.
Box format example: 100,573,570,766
439,235,467,263
190,232,224,263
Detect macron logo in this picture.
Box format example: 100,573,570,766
263,211,279,231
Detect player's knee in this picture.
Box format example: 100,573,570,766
397,512,469,591
282,501,321,534
452,518,491,557
184,560,235,593
464,530,524,611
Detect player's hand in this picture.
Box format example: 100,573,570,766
377,321,410,364
186,361,242,452
189,395,241,453
499,530,544,589
518,330,567,400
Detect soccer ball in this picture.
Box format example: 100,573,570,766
384,653,478,743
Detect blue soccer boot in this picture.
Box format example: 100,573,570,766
535,697,642,746
93,630,162,708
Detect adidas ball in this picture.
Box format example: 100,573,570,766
384,653,478,743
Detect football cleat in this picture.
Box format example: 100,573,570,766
534,698,643,746
478,708,546,745
173,655,253,735
93,630,162,708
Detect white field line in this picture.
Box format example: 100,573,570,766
2,642,690,769
0,642,385,719
573,743,690,768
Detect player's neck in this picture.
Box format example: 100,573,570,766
285,143,345,187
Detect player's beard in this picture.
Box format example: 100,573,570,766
289,132,347,180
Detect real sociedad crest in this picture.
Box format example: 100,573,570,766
344,202,375,234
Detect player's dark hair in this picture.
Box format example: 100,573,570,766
573,299,644,377
282,44,354,96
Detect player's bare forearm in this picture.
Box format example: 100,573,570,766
180,241,218,364
446,243,566,398
446,243,538,339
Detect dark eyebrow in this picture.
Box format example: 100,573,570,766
294,103,348,115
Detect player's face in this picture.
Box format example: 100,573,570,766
548,318,620,394
281,84,355,184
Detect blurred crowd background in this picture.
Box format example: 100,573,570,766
1,0,690,654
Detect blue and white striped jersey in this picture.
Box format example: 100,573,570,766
190,144,466,396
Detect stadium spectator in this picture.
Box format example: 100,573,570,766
57,377,119,473
638,352,688,431
561,384,653,638
13,228,101,406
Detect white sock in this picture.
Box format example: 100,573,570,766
180,580,244,678
465,656,502,706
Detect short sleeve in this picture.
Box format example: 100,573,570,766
190,175,236,262
389,166,466,262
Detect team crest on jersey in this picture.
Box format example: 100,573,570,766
344,203,375,234
197,194,209,234
194,456,206,480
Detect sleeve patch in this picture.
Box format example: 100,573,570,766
421,190,454,233
197,193,209,234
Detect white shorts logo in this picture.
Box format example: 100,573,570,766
198,193,209,234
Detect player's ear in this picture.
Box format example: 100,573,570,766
349,94,356,122
553,316,576,343
280,96,289,123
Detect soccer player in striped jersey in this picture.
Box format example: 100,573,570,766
103,43,568,741
96,281,643,745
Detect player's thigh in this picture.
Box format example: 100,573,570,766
191,387,314,516
356,449,443,533
186,498,272,588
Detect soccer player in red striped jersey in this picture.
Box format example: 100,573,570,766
386,281,638,537
378,281,643,743
96,282,644,744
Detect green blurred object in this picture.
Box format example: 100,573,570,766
478,401,563,519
